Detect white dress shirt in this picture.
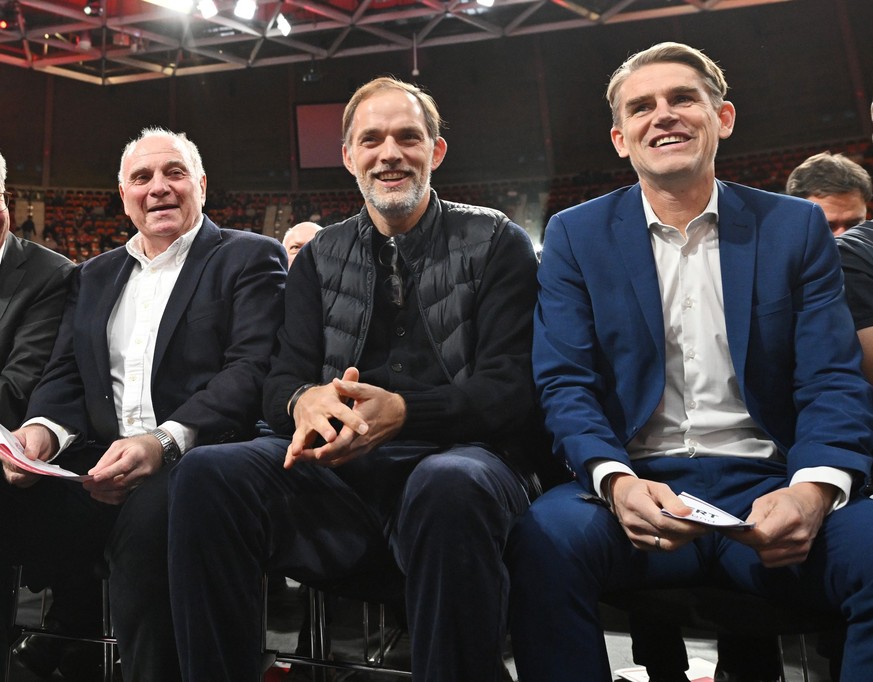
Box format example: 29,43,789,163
591,185,851,508
29,220,203,458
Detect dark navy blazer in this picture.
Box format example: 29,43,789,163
0,233,74,427
533,181,873,493
26,216,287,451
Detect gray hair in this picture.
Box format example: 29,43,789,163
118,127,205,184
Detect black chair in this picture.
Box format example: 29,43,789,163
5,566,117,682
601,586,845,682
262,575,411,680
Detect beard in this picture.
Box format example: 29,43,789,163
357,169,430,222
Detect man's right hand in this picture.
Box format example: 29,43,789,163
3,424,59,488
609,473,709,552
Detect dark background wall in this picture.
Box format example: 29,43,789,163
1,0,871,193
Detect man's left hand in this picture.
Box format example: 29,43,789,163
83,435,164,505
725,482,836,568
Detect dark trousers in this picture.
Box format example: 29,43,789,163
0,447,182,682
507,457,873,682
167,435,530,682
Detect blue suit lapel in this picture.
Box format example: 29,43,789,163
614,185,666,362
152,218,222,376
717,181,757,393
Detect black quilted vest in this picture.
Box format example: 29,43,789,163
309,193,509,385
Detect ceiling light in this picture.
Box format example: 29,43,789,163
233,0,256,20
197,0,217,17
476,0,494,6
83,1,102,16
275,12,291,36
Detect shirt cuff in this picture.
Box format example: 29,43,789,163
589,459,637,501
20,417,77,461
159,421,196,455
789,466,853,512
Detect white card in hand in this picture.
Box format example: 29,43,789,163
661,491,754,529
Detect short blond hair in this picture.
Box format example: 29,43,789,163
342,76,443,145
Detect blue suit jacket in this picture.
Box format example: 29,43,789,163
26,216,287,450
533,181,873,493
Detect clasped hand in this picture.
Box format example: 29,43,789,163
286,367,406,469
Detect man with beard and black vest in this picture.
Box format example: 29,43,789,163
167,76,541,682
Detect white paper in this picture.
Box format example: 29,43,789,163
661,491,754,529
0,423,91,482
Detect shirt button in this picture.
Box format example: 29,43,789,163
395,327,406,337
126,417,135,425
683,296,693,309
687,399,697,410
390,362,403,373
686,348,696,360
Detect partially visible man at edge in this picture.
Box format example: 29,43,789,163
0,150,74,430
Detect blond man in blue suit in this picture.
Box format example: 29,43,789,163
509,43,873,681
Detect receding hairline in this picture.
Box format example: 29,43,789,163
118,127,205,185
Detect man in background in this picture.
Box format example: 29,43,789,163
282,220,322,266
786,151,871,236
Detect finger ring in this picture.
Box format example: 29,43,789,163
654,535,662,551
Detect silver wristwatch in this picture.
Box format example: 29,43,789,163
150,428,181,465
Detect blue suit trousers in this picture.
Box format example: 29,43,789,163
508,456,873,682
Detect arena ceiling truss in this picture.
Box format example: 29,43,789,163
0,0,793,85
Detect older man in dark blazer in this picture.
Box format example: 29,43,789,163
0,127,286,682
0,152,74,428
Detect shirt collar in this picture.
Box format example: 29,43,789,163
0,233,7,265
126,216,203,267
642,182,720,233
